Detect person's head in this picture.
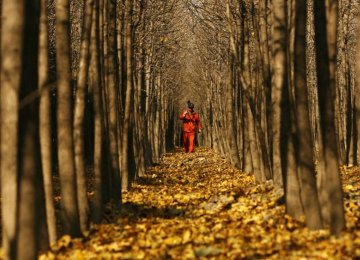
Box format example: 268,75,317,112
187,100,194,111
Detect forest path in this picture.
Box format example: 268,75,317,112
43,148,359,259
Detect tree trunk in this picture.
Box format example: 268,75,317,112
225,1,241,168
17,1,46,258
90,0,104,224
55,0,82,237
1,1,22,258
294,0,323,230
39,0,57,245
271,0,287,188
121,0,134,191
314,0,345,235
105,0,121,206
355,0,360,166
73,0,93,234
225,68,241,168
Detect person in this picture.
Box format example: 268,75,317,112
179,100,203,153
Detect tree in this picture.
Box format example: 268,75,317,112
39,0,57,245
73,0,93,233
121,0,134,191
293,0,323,230
271,0,287,188
1,0,48,258
89,0,104,224
55,0,82,237
314,0,345,235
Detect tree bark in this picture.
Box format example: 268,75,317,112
55,0,82,237
73,0,93,234
105,0,121,205
121,0,134,191
90,0,104,224
271,0,287,188
355,0,360,166
1,1,24,258
294,0,323,230
39,0,57,245
314,0,345,235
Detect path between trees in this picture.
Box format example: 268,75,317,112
42,148,360,259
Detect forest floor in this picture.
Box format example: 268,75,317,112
41,147,360,259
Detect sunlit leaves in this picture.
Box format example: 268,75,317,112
41,148,360,259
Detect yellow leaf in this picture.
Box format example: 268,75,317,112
182,230,191,244
164,236,182,246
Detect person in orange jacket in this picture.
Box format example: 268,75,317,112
179,101,203,153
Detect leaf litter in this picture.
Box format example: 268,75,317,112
41,147,360,259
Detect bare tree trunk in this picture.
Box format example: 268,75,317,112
39,0,57,245
73,0,93,234
1,1,22,258
135,43,146,177
17,1,45,259
355,0,360,166
294,0,323,230
105,0,121,206
90,0,104,224
225,68,241,168
283,54,304,219
225,1,241,168
242,96,253,174
55,0,82,237
314,0,345,235
272,0,287,188
247,104,261,180
121,0,134,191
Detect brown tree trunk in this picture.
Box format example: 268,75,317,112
283,53,304,219
225,68,241,168
247,103,262,181
355,0,360,166
55,0,82,237
271,0,287,188
225,1,241,168
121,0,134,191
242,96,253,174
294,0,323,230
17,1,46,258
39,0,57,245
73,0,93,234
105,0,121,206
314,0,345,235
90,0,104,224
1,1,21,258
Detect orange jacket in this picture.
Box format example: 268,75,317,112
179,110,203,133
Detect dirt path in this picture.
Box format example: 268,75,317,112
42,148,360,259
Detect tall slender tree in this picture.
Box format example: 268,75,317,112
55,0,82,237
121,0,135,191
1,1,24,258
314,0,345,235
39,0,57,245
272,0,287,188
293,0,323,230
73,0,94,233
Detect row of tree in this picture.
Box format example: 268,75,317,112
186,0,360,236
2,0,359,258
0,0,184,259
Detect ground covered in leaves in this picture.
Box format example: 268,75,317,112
42,148,360,259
